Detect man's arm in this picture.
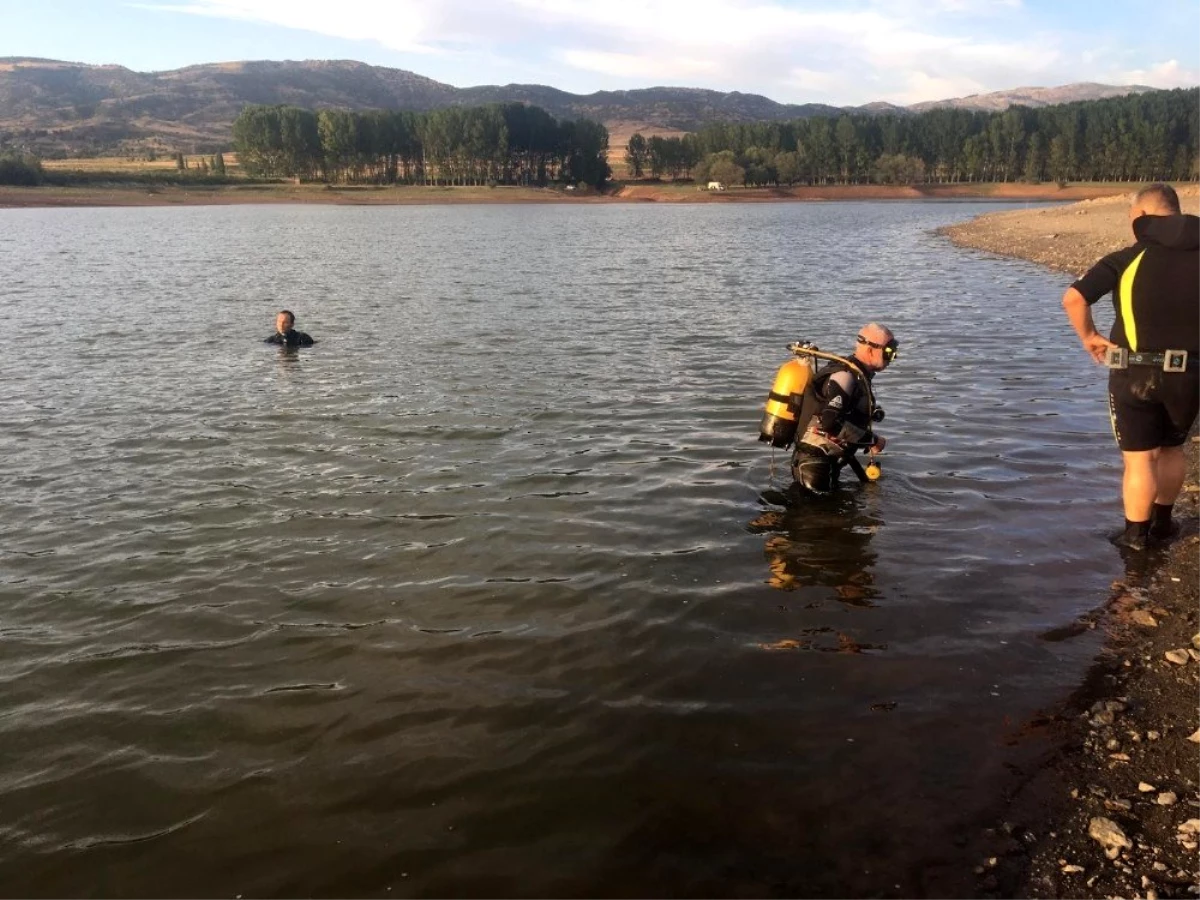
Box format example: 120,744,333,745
1063,247,1138,364
1062,285,1116,364
816,371,856,435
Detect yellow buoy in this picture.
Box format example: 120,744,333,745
865,461,881,481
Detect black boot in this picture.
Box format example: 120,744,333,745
1149,503,1177,541
1112,519,1150,551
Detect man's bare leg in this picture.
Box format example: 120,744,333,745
1122,448,1159,522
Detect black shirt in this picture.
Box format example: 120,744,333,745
1071,213,1199,354
265,329,315,347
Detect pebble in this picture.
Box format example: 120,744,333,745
1062,864,1084,873
1147,730,1160,741
1139,782,1157,792
1188,729,1200,744
1178,819,1200,835
1164,649,1189,665
1157,792,1178,806
1088,817,1133,857
1130,610,1158,627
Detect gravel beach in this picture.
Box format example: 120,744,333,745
942,187,1200,900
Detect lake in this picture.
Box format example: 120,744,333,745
0,200,1123,897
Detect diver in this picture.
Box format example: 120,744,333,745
264,309,315,348
791,323,897,495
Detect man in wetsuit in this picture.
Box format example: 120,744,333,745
1061,183,1199,550
792,322,896,495
264,309,315,348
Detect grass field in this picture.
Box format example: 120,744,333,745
42,153,243,174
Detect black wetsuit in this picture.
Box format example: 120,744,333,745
791,360,876,494
1071,213,1199,451
265,329,315,348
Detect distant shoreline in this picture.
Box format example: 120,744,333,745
0,181,1138,209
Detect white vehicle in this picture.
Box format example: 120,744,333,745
707,181,726,191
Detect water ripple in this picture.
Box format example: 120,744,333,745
0,200,1119,897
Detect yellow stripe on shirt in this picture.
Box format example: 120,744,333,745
1119,249,1146,352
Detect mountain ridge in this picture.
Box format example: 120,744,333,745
0,57,1161,157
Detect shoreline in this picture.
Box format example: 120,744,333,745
0,181,1143,209
944,190,1200,899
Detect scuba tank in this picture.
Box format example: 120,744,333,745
758,353,817,448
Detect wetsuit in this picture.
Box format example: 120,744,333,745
1071,213,1199,451
791,359,875,494
265,329,315,348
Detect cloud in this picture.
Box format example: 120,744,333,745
557,50,720,82
139,0,1199,105
1115,59,1200,90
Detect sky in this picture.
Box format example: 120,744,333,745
3,0,1198,107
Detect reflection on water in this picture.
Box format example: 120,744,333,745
0,200,1129,897
751,483,882,607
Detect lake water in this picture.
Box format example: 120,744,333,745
0,201,1126,897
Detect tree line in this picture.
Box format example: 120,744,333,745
231,103,611,188
625,89,1200,187
0,152,44,186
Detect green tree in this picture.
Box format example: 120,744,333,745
0,153,44,186
231,106,285,176
625,133,648,178
1047,135,1071,185
708,153,745,187
1022,132,1044,183
774,150,802,185
278,106,321,180
561,118,610,188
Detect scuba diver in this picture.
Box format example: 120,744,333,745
264,309,316,348
758,323,898,496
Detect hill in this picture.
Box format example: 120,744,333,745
0,57,1159,157
907,82,1156,113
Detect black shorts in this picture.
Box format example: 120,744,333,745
1107,366,1200,452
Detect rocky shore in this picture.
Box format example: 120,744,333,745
940,185,1200,277
943,188,1200,900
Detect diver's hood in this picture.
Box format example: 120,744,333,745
1133,213,1200,251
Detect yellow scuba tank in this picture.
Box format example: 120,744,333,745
758,356,816,448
